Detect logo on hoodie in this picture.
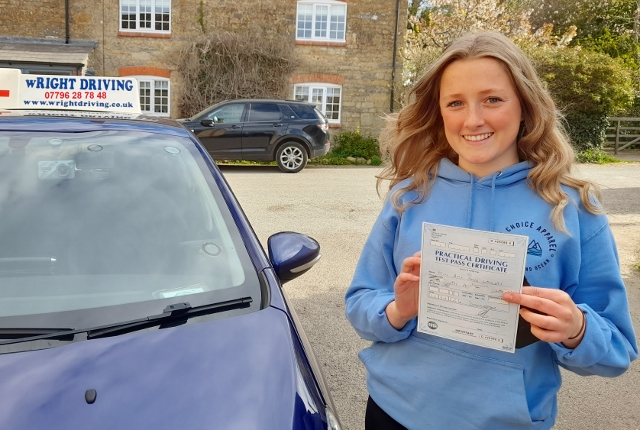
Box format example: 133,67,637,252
527,240,542,256
504,221,557,272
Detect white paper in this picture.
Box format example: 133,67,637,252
417,223,528,353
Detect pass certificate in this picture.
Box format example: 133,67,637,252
417,223,528,353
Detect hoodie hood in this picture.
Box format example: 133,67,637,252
432,158,533,231
436,158,533,186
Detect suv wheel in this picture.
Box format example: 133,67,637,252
276,142,308,173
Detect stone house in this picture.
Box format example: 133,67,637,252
0,0,407,134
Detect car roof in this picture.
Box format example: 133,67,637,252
217,99,314,105
0,111,191,134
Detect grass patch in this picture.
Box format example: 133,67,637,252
308,154,354,165
216,160,276,166
309,152,383,166
576,149,624,164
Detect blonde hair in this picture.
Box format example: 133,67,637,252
378,32,601,232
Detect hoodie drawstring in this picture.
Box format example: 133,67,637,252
489,171,501,232
468,171,501,231
466,175,475,228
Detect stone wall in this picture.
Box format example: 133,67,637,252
0,0,67,39
0,0,407,136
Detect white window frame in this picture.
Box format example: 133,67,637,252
293,83,342,123
296,1,347,42
132,76,171,117
119,0,171,34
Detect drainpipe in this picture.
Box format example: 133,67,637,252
389,0,401,112
65,0,70,44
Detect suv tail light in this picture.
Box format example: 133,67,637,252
317,123,328,132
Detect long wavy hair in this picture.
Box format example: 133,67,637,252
378,32,601,232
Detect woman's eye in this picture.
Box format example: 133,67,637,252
487,97,502,103
447,100,462,107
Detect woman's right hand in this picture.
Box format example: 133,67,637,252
386,252,421,330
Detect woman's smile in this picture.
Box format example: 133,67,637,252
463,132,494,142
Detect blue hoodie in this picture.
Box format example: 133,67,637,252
345,159,638,429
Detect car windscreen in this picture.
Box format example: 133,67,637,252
0,128,260,321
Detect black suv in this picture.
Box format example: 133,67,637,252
179,99,330,173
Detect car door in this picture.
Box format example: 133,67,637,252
241,103,287,161
192,103,246,160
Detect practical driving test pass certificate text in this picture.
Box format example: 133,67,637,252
417,223,528,353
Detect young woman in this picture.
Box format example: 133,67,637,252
345,32,638,429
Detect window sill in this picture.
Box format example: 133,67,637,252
118,31,171,39
295,40,346,47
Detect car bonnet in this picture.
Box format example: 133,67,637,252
0,306,324,429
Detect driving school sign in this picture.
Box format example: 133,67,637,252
0,69,141,114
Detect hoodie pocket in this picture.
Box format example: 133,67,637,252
364,335,536,428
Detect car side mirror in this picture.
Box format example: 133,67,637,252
268,232,320,284
201,118,214,127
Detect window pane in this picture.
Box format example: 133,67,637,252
311,88,324,111
139,81,151,112
209,104,245,123
289,103,322,120
154,80,169,114
332,5,346,18
315,5,328,38
326,88,341,120
155,0,171,31
294,86,309,101
247,104,283,122
121,0,137,29
297,4,313,39
330,5,346,40
139,0,152,28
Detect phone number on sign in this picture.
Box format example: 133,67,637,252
44,92,108,100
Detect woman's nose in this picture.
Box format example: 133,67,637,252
464,106,485,128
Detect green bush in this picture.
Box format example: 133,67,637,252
525,45,635,151
564,113,610,152
330,131,381,159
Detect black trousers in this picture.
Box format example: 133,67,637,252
365,396,408,430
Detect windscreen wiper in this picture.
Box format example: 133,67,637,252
0,328,75,341
0,297,252,346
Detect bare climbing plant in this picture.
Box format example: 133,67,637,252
174,31,295,118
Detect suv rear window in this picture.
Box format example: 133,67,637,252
287,103,322,120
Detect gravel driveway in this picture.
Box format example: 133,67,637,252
221,162,640,430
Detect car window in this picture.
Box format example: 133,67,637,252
0,130,259,318
288,103,321,120
247,103,283,122
279,104,297,119
207,104,245,123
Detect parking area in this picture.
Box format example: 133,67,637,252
222,163,640,430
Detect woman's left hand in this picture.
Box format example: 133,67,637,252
502,287,586,349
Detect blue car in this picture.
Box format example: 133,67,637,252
0,70,341,430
